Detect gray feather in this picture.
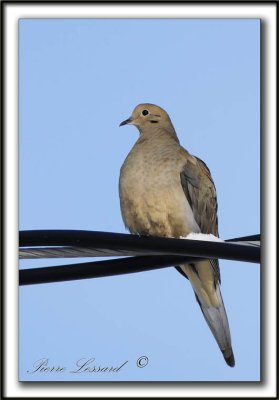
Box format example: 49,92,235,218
194,284,235,367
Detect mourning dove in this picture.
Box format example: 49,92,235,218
119,103,235,367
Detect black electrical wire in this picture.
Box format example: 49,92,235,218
19,255,200,286
19,231,260,286
19,234,261,260
19,230,260,262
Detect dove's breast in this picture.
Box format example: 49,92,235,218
119,140,200,237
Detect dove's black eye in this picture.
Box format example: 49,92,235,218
141,109,149,116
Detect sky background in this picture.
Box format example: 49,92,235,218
19,19,260,382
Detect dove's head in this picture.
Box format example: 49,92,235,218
119,103,176,138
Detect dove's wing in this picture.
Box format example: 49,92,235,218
179,154,220,284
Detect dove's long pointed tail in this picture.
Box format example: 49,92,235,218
179,260,235,367
194,287,235,367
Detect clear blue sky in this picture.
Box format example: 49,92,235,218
19,19,260,381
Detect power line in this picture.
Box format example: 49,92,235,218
19,230,260,286
19,255,200,286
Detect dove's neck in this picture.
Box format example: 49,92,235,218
138,123,180,144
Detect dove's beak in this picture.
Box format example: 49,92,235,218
119,117,133,127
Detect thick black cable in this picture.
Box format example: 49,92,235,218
19,230,260,263
19,255,197,286
19,231,260,286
